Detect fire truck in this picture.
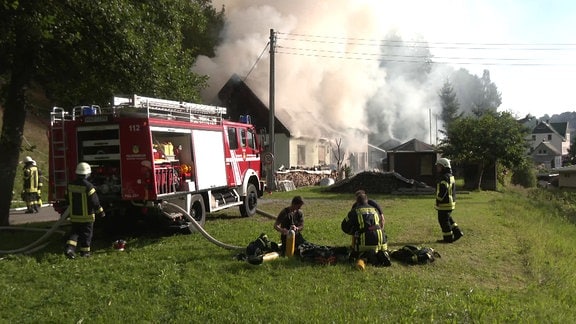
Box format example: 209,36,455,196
49,94,263,233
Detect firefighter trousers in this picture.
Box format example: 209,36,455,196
66,222,94,252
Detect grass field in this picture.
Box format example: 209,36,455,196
1,186,576,323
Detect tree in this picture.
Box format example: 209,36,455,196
439,110,530,190
0,0,223,226
567,137,576,166
438,80,462,130
449,68,502,116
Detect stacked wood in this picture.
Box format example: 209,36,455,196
275,170,336,188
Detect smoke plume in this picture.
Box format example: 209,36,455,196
193,1,455,148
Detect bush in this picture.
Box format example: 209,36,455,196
511,164,537,188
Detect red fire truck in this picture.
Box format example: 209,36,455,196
49,94,263,233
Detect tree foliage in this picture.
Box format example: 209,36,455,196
0,0,223,225
438,80,462,130
439,110,530,190
449,68,502,116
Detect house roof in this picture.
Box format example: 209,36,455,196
531,141,562,157
217,74,291,136
532,121,568,139
389,138,436,152
377,139,402,151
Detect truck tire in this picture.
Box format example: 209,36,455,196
240,183,258,217
188,194,206,232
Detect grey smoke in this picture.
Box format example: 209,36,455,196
193,1,459,147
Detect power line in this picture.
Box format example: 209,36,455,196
243,42,270,81
274,31,576,66
277,32,576,50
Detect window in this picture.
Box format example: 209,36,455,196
240,128,248,148
318,145,326,165
548,134,552,140
227,128,238,150
247,129,256,149
420,155,434,175
297,145,306,166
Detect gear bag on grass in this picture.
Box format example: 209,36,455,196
298,242,349,265
390,245,440,265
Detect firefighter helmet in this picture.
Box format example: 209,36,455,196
113,239,126,251
76,162,92,175
436,158,451,169
24,156,33,163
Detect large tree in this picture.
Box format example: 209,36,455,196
439,110,529,190
438,80,462,130
449,68,502,116
0,0,223,226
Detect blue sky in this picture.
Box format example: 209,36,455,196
413,0,576,117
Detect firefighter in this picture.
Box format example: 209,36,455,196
273,196,307,256
342,193,389,268
435,158,464,243
21,156,41,213
64,162,105,259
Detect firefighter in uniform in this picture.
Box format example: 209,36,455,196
435,158,464,243
274,196,306,256
342,193,389,268
64,162,105,259
21,156,41,213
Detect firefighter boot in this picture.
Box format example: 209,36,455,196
437,232,454,243
64,245,76,259
452,226,464,242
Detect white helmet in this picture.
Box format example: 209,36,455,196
24,156,33,163
76,162,92,175
436,158,451,169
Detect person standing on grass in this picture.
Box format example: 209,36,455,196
435,158,463,243
64,162,105,259
21,156,41,213
273,196,306,256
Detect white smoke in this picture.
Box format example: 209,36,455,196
193,1,460,146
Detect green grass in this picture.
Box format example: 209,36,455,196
2,186,576,323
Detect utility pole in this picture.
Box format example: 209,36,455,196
266,29,276,192
429,108,432,145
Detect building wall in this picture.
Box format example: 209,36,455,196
529,133,566,155
274,134,290,170
558,170,576,188
387,152,436,186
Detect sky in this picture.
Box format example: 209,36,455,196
193,0,576,145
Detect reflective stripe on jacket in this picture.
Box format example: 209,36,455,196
342,205,384,250
435,174,456,210
67,179,103,223
23,166,39,193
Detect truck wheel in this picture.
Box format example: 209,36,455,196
187,194,206,232
240,183,258,217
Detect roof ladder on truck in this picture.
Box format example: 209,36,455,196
113,94,227,124
50,107,69,199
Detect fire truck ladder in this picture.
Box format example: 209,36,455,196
50,107,69,199
113,94,227,124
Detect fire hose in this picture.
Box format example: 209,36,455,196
165,202,283,264
164,201,245,251
0,204,278,257
0,208,68,255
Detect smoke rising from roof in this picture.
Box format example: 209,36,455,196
193,1,456,147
